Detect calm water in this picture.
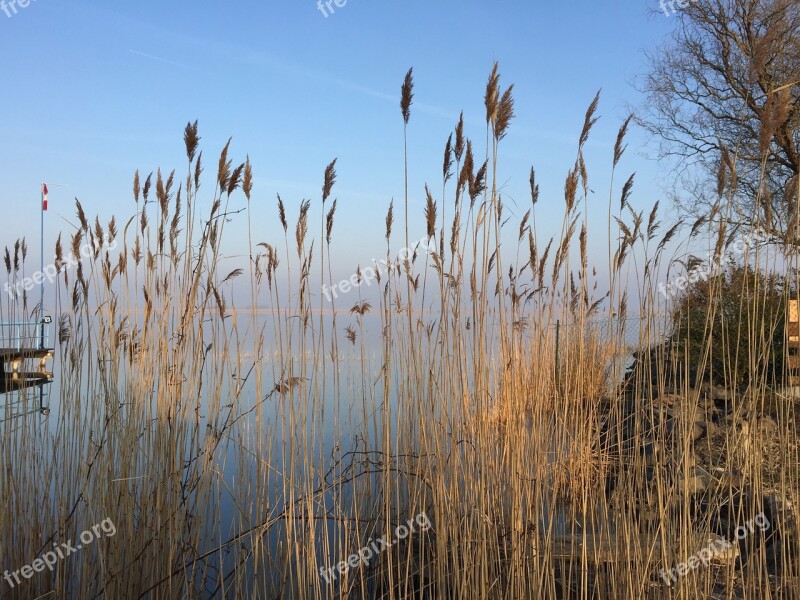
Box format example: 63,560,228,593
1,310,663,594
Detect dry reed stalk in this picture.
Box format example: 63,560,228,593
1,65,799,600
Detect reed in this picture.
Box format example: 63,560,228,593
0,64,798,599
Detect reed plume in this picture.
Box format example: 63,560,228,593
277,194,287,232
530,167,539,206
443,133,454,184
1,65,795,600
184,119,200,162
424,185,437,240
322,158,337,203
400,68,414,125
613,114,632,168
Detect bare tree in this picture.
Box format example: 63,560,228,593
640,0,800,242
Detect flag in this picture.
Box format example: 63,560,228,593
42,183,48,211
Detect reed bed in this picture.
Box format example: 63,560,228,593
1,64,799,599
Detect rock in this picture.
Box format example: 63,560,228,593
643,441,661,467
696,396,717,413
709,536,740,564
764,493,799,540
700,383,731,402
654,394,682,409
763,493,799,575
680,465,714,495
757,415,779,437
669,395,713,423
684,532,740,565
776,386,800,399
723,415,748,434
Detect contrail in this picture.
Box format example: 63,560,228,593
128,49,193,70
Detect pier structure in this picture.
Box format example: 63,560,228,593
0,318,54,395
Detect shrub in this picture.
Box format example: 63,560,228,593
670,262,788,387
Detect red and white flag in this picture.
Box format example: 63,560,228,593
42,183,48,211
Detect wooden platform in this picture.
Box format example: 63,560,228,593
1,373,53,394
0,347,54,395
0,348,54,360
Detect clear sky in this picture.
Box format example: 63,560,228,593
1,0,681,305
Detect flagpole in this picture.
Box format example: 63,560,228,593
40,183,44,348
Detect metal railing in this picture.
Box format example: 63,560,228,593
0,318,52,350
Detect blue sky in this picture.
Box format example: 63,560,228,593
1,0,680,305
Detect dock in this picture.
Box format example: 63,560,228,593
0,319,55,395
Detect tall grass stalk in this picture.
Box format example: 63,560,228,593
0,64,798,599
